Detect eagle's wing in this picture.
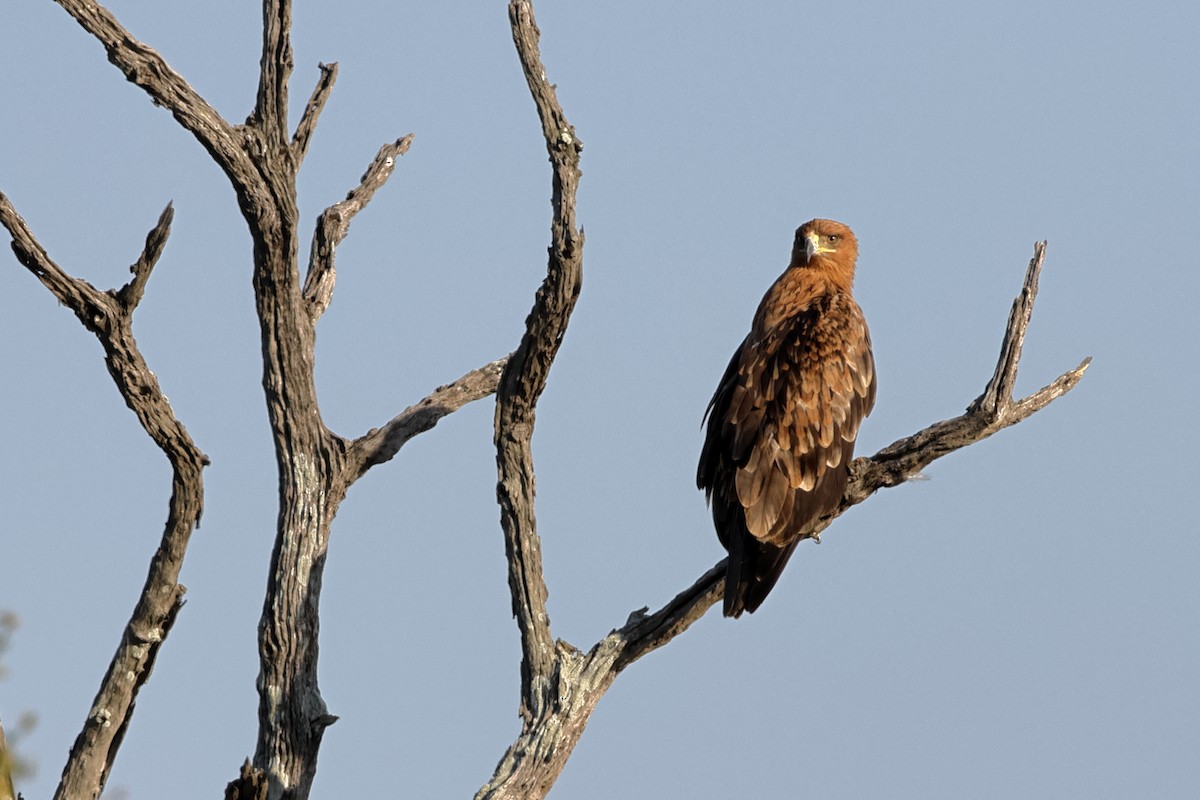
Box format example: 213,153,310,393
699,293,875,616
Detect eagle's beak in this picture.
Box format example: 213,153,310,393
803,231,821,262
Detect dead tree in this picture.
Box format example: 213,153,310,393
0,2,1088,799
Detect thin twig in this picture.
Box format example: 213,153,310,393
116,203,174,311
346,356,511,480
303,135,413,319
292,62,338,165
972,241,1045,418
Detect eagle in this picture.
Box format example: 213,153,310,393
698,219,876,617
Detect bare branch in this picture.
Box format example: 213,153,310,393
477,241,1089,799
845,243,1090,508
494,0,585,727
292,62,338,165
1,191,207,800
31,5,477,799
254,0,294,148
303,136,413,319
620,242,1093,652
971,241,1045,418
19,6,1092,800
475,5,591,797
2,191,106,324
508,1,581,168
116,202,174,311
46,4,326,794
612,562,726,671
1011,357,1091,417
345,356,509,480
53,0,246,178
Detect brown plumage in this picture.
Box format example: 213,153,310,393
698,219,876,617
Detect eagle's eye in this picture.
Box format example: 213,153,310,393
827,234,840,243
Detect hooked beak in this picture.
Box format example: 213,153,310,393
803,231,821,262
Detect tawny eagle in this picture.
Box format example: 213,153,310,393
698,219,876,617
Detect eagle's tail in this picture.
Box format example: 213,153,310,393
723,534,799,618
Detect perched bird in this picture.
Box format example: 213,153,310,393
698,219,876,617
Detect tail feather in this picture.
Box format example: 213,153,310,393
723,533,799,618
724,529,749,618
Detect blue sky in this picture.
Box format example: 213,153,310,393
2,2,1197,798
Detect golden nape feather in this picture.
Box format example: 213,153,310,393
698,219,876,617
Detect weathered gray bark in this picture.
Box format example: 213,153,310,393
476,22,1091,790
478,235,1089,800
7,3,503,799
2,195,206,800
494,0,584,737
3,3,1089,799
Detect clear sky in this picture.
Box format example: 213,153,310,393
2,2,1197,798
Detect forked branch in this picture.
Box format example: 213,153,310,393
480,229,1089,798
1,192,207,800
38,3,504,798
16,4,1092,800
847,244,1091,504
619,241,1091,664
